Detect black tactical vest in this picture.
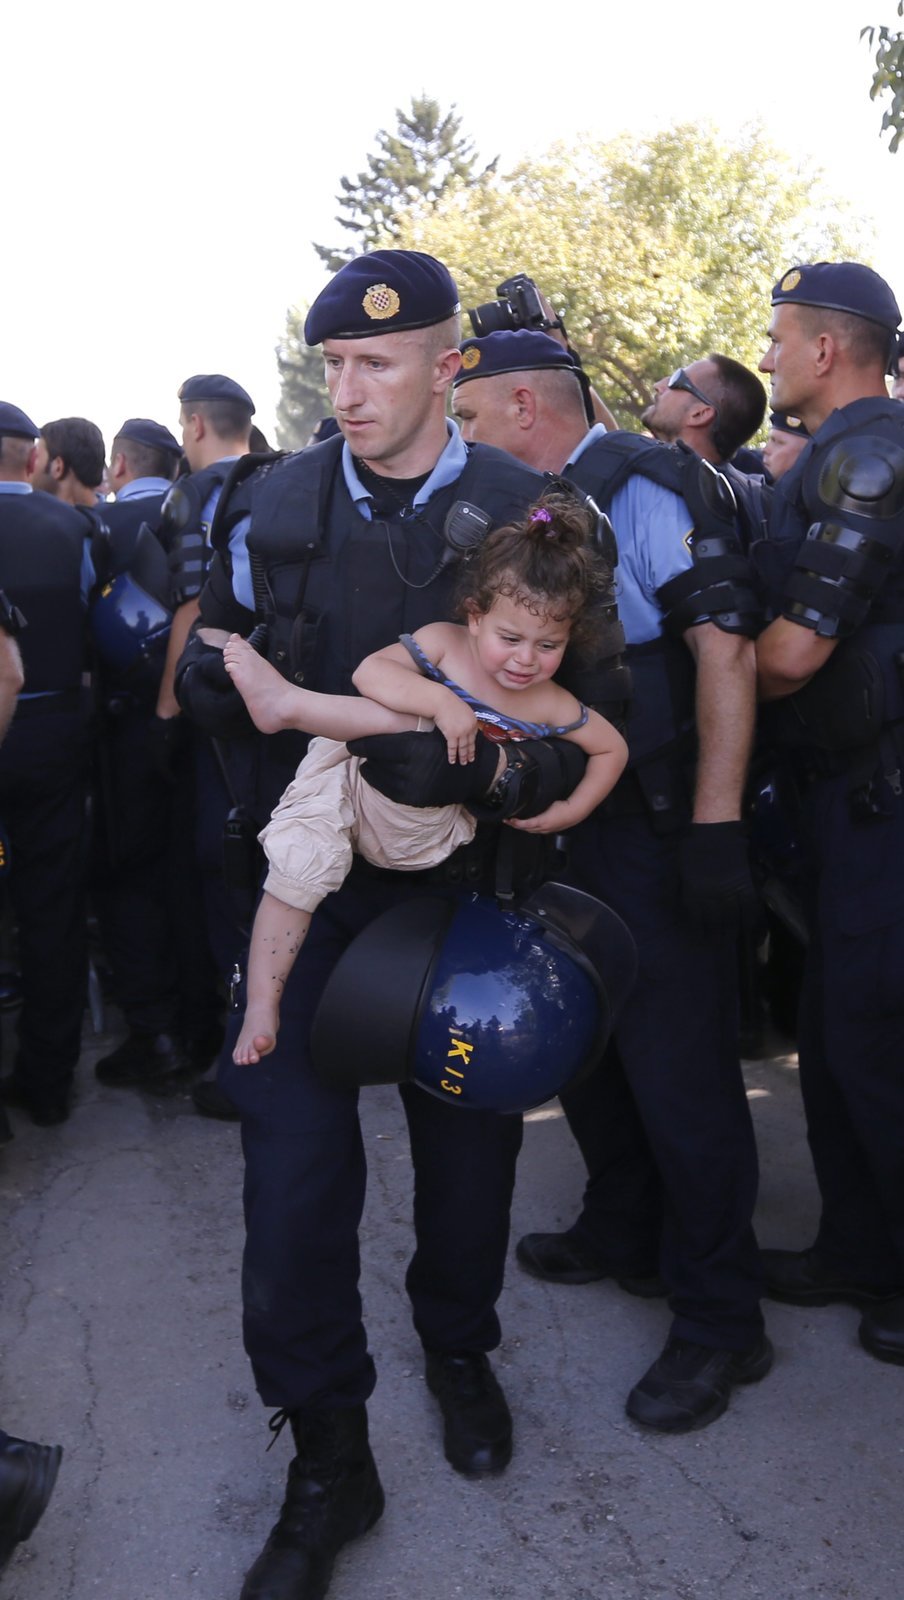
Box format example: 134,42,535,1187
0,491,85,693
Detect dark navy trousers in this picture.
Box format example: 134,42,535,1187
796,769,904,1284
218,870,524,1411
565,815,764,1350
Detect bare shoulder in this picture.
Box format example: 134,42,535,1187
410,620,467,666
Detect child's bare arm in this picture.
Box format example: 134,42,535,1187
507,709,628,834
353,629,479,764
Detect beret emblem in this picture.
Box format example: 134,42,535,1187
362,284,401,321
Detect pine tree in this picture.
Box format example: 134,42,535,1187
274,308,330,451
314,96,484,271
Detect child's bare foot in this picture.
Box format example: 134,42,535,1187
233,1003,279,1065
223,635,299,734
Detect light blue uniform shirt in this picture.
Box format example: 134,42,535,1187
116,476,174,501
228,424,468,613
566,429,696,645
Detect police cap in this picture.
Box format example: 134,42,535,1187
304,250,460,345
116,417,182,456
453,329,579,387
0,402,39,440
771,262,901,334
769,409,811,439
178,374,255,414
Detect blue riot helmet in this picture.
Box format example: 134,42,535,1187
90,521,173,697
310,884,637,1114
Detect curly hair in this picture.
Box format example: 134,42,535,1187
456,489,613,656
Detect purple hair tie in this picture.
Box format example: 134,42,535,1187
530,508,555,535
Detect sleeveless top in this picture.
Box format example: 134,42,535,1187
399,633,589,745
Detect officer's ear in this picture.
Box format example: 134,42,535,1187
25,444,37,476
182,409,205,445
433,344,462,393
513,384,537,430
49,454,66,482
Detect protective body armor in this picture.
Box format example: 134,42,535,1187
160,459,235,604
754,398,904,758
565,432,761,813
0,490,85,693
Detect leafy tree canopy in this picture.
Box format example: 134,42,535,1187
863,3,904,152
388,123,869,427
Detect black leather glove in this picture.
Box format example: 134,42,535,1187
146,713,191,783
677,821,762,939
348,728,500,807
174,635,255,741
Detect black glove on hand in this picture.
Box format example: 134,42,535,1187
347,728,500,807
174,636,255,740
678,821,762,939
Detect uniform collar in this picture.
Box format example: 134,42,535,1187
341,421,468,521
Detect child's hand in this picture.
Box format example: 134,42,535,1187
433,697,479,764
506,799,575,834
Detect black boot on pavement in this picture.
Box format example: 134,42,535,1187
424,1351,513,1475
760,1245,902,1306
626,1334,774,1433
240,1405,384,1600
0,1434,62,1574
95,1030,189,1090
859,1295,904,1365
516,1230,665,1296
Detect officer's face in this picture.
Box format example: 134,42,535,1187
468,590,570,691
762,426,808,483
29,439,58,496
759,305,815,415
641,360,718,442
452,376,524,458
892,358,904,402
322,331,456,476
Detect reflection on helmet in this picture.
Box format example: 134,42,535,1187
311,884,637,1114
90,571,172,696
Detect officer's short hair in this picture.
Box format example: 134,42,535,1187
41,417,106,490
0,438,33,474
422,312,463,359
793,305,891,370
180,397,253,443
706,355,767,460
535,364,587,423
111,433,180,483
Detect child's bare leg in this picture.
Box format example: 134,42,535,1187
223,634,421,739
234,892,312,1065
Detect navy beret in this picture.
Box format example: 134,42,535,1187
769,409,811,440
116,417,182,456
772,262,900,334
0,402,39,440
304,250,460,345
178,374,255,413
453,329,579,387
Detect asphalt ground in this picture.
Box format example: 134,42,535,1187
0,1012,902,1600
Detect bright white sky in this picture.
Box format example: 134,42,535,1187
3,0,901,447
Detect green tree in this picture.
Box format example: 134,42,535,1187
275,307,329,451
315,95,484,271
390,123,868,428
863,3,904,151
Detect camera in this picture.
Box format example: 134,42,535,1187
466,274,561,338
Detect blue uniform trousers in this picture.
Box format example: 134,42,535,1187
567,814,764,1350
218,869,524,1411
796,769,904,1283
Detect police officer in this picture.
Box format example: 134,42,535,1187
453,328,770,1432
753,263,904,1363
176,251,607,1600
0,403,91,1126
890,331,904,401
91,419,223,1090
762,409,811,483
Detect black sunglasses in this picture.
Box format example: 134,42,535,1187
667,367,720,419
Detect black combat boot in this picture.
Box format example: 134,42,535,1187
240,1405,384,1600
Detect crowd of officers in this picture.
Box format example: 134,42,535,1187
0,247,903,1600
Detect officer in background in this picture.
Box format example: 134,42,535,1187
91,419,222,1091
31,417,106,509
762,409,811,483
176,251,608,1600
754,263,904,1363
453,328,770,1433
890,331,904,401
0,597,63,1562
0,404,91,1126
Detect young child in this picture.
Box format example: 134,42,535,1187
222,492,628,1065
